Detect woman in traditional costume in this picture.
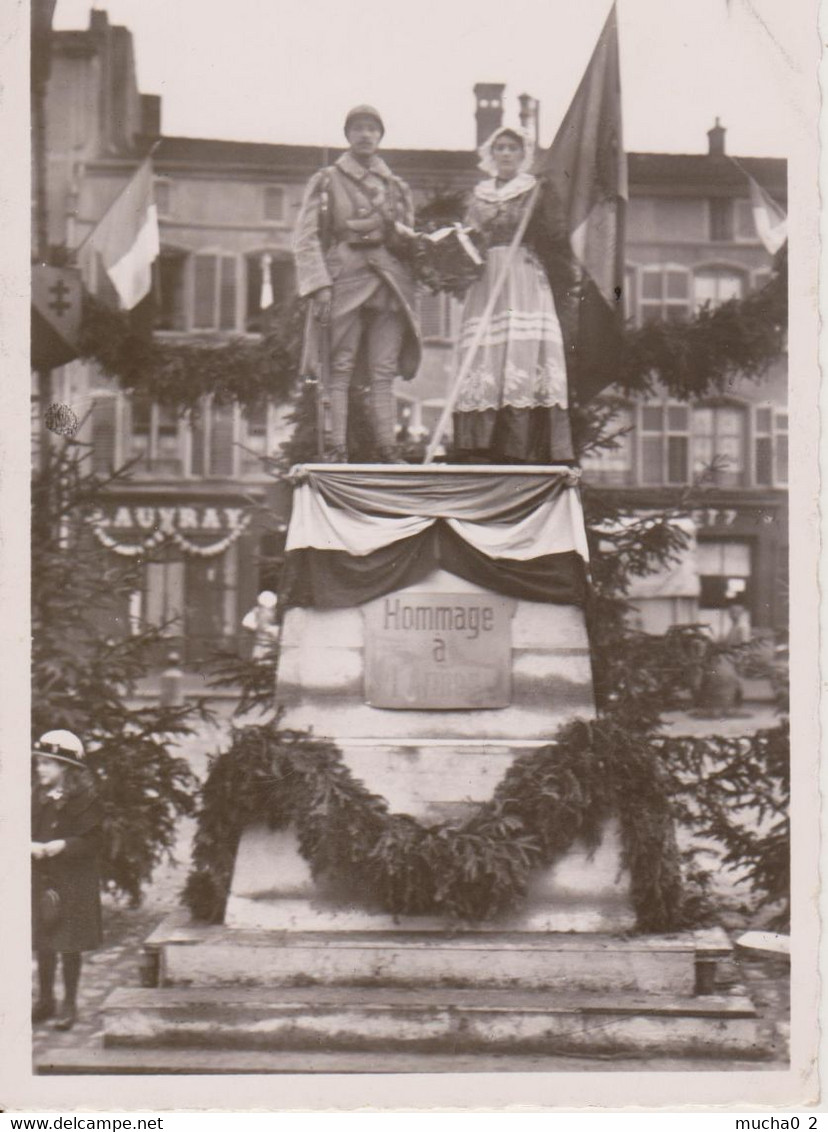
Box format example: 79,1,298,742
452,126,574,464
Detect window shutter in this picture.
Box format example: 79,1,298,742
209,402,236,476
775,433,788,485
193,255,217,329
755,436,773,486
91,394,118,473
219,256,237,330
155,251,187,331
189,407,205,477
264,187,285,221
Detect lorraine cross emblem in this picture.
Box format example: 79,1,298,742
32,265,82,368
48,278,72,317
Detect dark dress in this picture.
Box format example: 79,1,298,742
32,780,103,953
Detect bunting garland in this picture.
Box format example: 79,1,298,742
89,512,252,558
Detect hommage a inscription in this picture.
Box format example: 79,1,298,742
363,591,516,709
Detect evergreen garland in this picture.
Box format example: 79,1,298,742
183,716,684,931
76,239,786,416
78,297,302,412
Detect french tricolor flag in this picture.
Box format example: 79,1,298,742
80,159,160,310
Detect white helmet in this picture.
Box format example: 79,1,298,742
257,591,278,609
32,729,86,768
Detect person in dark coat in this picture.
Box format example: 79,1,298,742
31,730,103,1030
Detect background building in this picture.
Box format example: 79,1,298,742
36,9,787,663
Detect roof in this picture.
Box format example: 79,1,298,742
145,136,480,184
85,133,783,198
628,152,786,197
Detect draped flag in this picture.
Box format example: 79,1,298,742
747,173,787,255
79,159,160,310
536,2,627,403
280,468,589,609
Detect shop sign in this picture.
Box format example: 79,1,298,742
691,507,780,530
362,591,515,710
88,503,252,558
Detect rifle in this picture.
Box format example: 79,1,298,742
300,301,333,460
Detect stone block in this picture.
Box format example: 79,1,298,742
102,985,764,1058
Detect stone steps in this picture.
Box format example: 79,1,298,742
147,914,727,996
102,984,763,1058
38,1045,780,1076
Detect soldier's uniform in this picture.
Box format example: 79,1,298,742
294,109,421,459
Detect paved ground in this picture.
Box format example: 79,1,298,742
32,692,790,1074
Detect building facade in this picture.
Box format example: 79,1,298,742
37,10,787,662
581,125,787,641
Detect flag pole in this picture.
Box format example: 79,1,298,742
423,180,541,465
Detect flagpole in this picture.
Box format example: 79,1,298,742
423,180,541,465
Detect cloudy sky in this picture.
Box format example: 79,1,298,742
52,0,813,157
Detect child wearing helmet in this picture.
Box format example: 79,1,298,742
31,730,103,1031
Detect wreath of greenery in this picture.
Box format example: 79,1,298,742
183,715,684,932
78,297,301,413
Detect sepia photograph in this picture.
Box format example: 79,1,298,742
1,0,822,1113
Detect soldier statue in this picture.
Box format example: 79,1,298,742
294,105,421,462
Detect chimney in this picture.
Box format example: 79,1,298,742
707,117,726,157
518,93,540,145
473,83,505,147
89,8,109,33
141,93,162,140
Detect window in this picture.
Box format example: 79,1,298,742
694,268,745,312
185,548,239,661
709,199,734,242
239,404,270,476
639,267,690,324
639,404,690,485
188,398,276,479
734,199,756,241
207,401,235,476
263,186,285,222
154,179,173,218
691,405,746,487
145,558,186,636
697,539,752,641
153,249,187,331
245,252,296,332
126,396,184,476
580,406,634,485
193,253,238,331
419,291,455,340
754,405,788,487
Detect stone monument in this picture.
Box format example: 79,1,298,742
42,463,762,1072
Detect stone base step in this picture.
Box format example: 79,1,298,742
146,915,729,996
102,985,764,1058
37,1044,780,1076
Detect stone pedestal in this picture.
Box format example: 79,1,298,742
226,465,633,932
